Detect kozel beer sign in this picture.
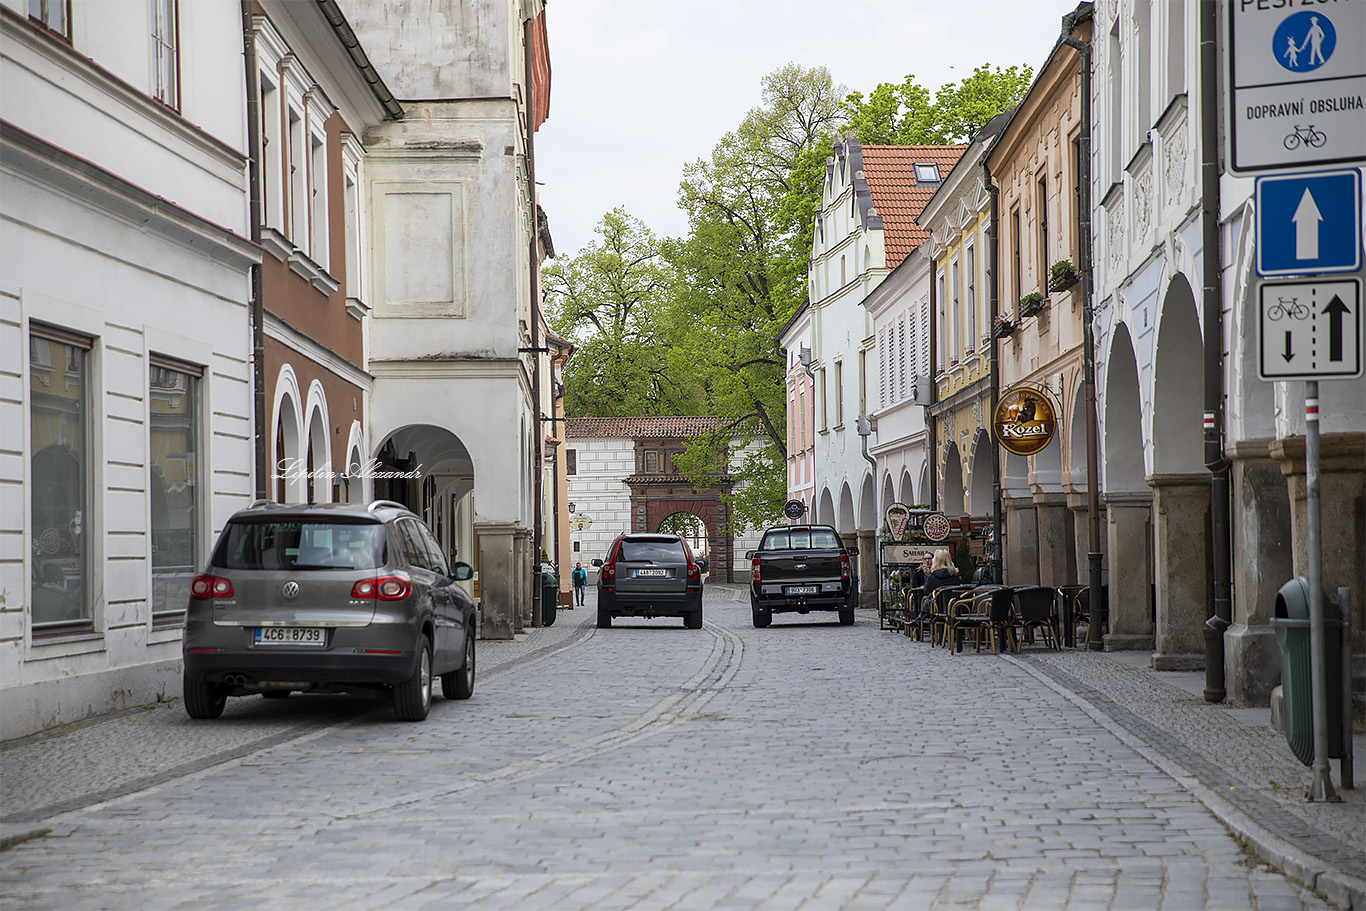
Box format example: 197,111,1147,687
993,386,1058,457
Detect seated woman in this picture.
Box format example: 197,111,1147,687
922,548,962,600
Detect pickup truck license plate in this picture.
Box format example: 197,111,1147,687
785,584,820,595
254,627,326,647
634,568,668,577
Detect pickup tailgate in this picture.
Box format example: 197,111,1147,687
759,552,841,586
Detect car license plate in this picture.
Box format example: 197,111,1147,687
634,569,668,577
254,627,326,647
786,585,820,595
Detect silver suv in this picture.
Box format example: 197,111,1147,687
182,499,477,722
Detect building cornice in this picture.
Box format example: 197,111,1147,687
264,312,371,389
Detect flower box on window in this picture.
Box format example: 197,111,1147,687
1048,260,1079,293
1019,292,1046,317
992,314,1017,339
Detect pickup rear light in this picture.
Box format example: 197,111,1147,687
190,574,233,599
351,573,412,601
840,553,851,580
752,556,762,583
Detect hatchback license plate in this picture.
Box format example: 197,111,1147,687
634,568,668,577
785,585,820,595
254,627,326,647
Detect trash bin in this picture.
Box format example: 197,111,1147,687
540,565,558,627
1270,576,1343,766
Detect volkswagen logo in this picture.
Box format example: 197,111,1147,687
282,581,300,600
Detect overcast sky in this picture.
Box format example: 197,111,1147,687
534,0,1076,259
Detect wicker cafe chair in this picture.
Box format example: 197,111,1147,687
928,585,973,648
1012,586,1062,650
947,586,1019,654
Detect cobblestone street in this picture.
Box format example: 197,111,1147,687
2,586,1361,910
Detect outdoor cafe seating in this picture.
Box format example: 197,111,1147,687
891,579,1093,655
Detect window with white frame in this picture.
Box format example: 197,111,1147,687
149,354,201,627
1167,0,1185,96
936,270,947,373
858,350,866,417
309,126,328,269
288,106,306,246
949,257,961,363
29,323,93,633
150,0,178,107
833,359,843,427
260,72,283,230
919,302,931,381
965,243,977,350
28,0,67,37
818,367,828,431
878,327,887,409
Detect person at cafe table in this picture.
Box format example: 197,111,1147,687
922,548,962,600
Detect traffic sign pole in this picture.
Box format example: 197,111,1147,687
1303,382,1339,802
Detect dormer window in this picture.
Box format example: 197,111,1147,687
913,163,941,184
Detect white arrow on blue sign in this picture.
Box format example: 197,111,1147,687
1255,169,1362,278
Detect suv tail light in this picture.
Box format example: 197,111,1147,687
752,556,762,584
687,559,700,581
600,561,615,580
351,573,412,601
190,574,233,599
840,553,851,581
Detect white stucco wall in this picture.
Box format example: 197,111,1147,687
0,4,255,739
564,437,634,579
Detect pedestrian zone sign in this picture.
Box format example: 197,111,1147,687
1257,278,1362,381
1255,170,1363,277
1228,3,1366,174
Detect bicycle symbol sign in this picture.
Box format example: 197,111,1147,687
1258,279,1363,381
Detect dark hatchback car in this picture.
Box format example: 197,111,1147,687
592,533,704,629
182,499,477,722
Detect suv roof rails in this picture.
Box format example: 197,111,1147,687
247,498,279,509
367,499,408,513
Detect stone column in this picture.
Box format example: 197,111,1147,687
1272,432,1366,657
1148,474,1210,670
1003,497,1039,587
1067,491,1108,587
474,521,518,640
1104,492,1154,650
1226,442,1294,705
857,529,877,609
1034,492,1076,587
513,527,531,632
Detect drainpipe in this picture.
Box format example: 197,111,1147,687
1200,0,1231,702
241,1,266,499
1059,10,1103,649
524,14,543,627
984,162,1003,584
928,266,939,512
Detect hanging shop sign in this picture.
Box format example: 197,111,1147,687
993,386,1058,457
884,502,911,539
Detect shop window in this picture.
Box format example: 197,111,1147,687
149,355,201,627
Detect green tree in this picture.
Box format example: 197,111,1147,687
544,208,700,416
667,64,848,531
844,64,1033,146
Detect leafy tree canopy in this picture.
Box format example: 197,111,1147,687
845,64,1033,145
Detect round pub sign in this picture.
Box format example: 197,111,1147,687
993,386,1058,457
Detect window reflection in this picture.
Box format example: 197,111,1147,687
150,363,198,624
30,333,89,628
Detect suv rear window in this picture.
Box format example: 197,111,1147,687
760,528,840,550
213,518,388,570
618,538,686,563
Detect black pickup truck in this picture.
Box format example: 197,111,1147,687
748,524,859,627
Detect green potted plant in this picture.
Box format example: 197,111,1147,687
1048,259,1079,292
1019,291,1046,317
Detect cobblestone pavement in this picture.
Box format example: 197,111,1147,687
1,585,1361,910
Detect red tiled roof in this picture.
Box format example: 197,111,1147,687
565,416,723,439
860,145,966,268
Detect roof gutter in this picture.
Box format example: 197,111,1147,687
314,0,403,120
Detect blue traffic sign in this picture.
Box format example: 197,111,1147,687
1256,169,1362,277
